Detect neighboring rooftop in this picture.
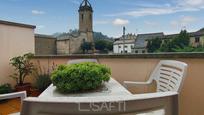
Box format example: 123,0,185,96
135,32,164,48
136,32,164,40
0,20,36,29
35,34,56,39
114,39,135,45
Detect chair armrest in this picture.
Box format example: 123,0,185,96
123,81,152,88
0,91,27,102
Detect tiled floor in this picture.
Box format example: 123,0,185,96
0,98,21,115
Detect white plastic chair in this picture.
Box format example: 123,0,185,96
0,91,26,102
124,60,188,93
68,59,98,64
18,92,178,115
0,91,26,115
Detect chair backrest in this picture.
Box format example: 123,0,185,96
149,60,188,93
68,59,98,64
20,92,177,115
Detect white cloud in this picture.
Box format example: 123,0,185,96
106,0,204,17
144,21,158,27
36,25,45,30
106,7,199,17
94,20,109,25
112,18,129,26
32,10,45,15
178,0,204,7
170,16,197,28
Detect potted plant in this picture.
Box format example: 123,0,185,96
10,53,34,94
0,84,13,103
31,60,56,97
31,74,52,97
51,62,111,93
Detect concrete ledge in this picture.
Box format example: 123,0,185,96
0,20,36,29
34,52,204,59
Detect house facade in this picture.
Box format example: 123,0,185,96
189,29,204,47
113,39,135,54
113,34,136,54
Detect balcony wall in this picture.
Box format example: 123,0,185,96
30,53,204,115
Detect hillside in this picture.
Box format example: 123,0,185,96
53,29,113,41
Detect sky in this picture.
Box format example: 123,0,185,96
0,0,204,37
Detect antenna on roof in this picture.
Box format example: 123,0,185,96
123,26,126,39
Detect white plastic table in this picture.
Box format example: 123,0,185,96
39,78,131,98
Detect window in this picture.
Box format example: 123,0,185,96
124,45,128,48
90,14,92,21
119,46,121,48
81,14,84,21
135,51,138,53
131,45,134,49
125,51,128,53
195,37,200,43
142,50,145,53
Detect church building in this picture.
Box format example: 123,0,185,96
56,0,94,54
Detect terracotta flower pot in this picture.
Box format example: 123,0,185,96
30,88,42,97
15,83,31,95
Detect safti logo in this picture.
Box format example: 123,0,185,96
78,101,126,112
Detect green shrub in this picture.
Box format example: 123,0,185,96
35,74,52,92
0,84,13,94
51,62,111,93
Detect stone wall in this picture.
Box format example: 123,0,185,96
56,33,87,54
35,34,56,55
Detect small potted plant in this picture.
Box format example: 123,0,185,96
51,62,111,93
10,53,34,94
31,74,52,97
0,84,13,103
31,60,56,97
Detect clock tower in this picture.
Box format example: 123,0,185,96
78,0,94,43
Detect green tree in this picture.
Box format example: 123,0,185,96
106,41,113,51
95,40,107,51
81,42,92,54
158,30,190,52
147,38,162,53
172,30,190,49
94,40,113,53
173,46,204,52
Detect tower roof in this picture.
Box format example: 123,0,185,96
79,0,93,12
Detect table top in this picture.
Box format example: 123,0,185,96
39,78,131,98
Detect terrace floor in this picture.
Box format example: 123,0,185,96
0,98,20,115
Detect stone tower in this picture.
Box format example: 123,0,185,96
78,0,94,43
